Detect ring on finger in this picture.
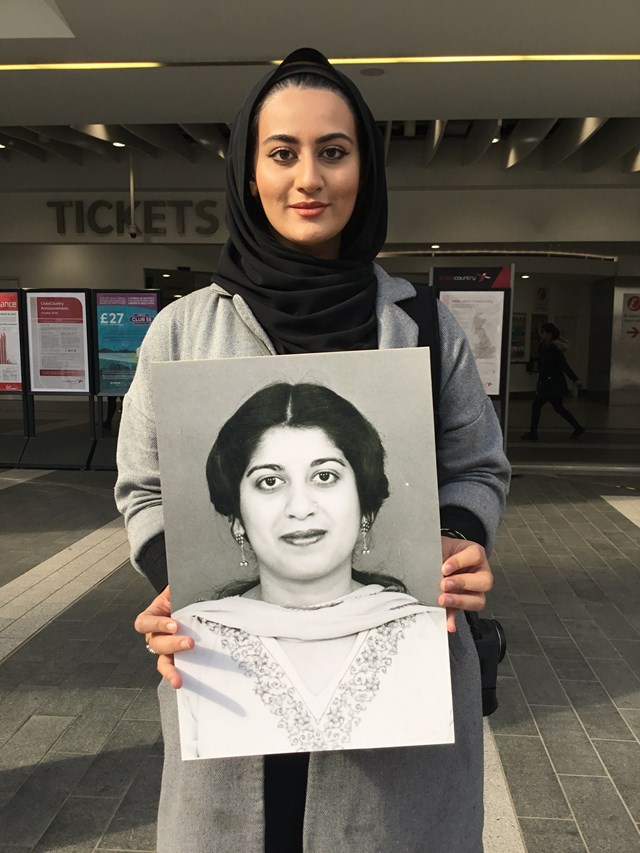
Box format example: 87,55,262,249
144,633,158,655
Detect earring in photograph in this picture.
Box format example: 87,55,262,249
360,520,371,555
235,532,248,567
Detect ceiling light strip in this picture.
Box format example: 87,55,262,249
0,62,162,71
1,55,640,72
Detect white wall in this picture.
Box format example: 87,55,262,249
0,244,221,290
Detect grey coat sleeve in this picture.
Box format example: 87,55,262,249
114,310,170,574
435,301,511,554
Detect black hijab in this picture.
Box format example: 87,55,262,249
215,47,388,354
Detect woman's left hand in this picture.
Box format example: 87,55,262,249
439,537,494,633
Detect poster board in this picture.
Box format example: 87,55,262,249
431,267,513,442
440,290,504,395
25,291,91,393
153,348,453,759
94,291,159,396
0,291,23,392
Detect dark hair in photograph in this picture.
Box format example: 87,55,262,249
206,382,389,524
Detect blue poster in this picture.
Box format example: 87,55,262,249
96,292,158,395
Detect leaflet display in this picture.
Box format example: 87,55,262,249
0,292,23,392
440,290,504,395
96,292,158,395
26,291,90,392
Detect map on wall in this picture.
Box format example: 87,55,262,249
440,291,504,395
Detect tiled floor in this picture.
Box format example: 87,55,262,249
488,473,640,853
1,465,639,852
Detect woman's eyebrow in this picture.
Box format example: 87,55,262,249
245,463,283,477
261,132,355,146
310,457,346,468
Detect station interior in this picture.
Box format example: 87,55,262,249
1,2,639,852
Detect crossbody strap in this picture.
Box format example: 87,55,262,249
397,283,441,438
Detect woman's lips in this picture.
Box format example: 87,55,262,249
280,529,327,546
289,203,329,218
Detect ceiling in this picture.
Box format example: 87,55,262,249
1,0,639,259
1,0,639,125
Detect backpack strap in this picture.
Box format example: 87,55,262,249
397,284,441,437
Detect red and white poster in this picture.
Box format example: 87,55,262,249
0,291,22,392
26,292,90,392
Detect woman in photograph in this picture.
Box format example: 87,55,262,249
118,47,510,853
175,382,453,760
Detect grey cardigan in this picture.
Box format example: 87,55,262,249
115,266,509,853
116,266,509,569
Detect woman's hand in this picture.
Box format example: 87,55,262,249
439,538,494,633
133,586,194,688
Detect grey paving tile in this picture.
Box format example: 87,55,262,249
489,677,538,736
493,734,569,819
122,683,161,722
103,644,155,689
586,602,640,641
530,705,604,775
620,709,640,740
613,640,640,680
563,680,636,740
0,752,94,847
493,616,543,656
506,571,550,604
59,589,116,622
32,794,120,853
0,685,57,747
592,739,640,821
38,663,119,716
90,630,140,665
510,655,570,706
523,602,568,637
539,637,596,681
561,775,640,853
588,657,640,710
98,755,162,851
0,715,74,794
563,619,622,660
51,687,138,754
519,818,587,853
77,719,161,798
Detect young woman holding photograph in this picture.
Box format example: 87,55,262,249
117,48,510,853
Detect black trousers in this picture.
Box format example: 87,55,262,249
264,753,309,853
530,394,582,434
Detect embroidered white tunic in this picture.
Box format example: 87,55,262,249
173,586,454,760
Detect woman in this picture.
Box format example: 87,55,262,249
521,321,585,440
119,47,510,852
174,382,453,760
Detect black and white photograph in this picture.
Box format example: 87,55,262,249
153,348,454,759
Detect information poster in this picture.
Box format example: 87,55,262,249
440,290,504,395
96,292,158,395
0,292,23,392
26,291,90,392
